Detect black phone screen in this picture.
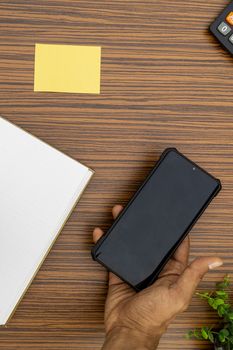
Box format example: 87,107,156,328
94,149,220,290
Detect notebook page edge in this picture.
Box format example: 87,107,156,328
0,168,93,326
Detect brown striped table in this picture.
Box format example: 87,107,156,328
0,1,233,349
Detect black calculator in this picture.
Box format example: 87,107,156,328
210,1,233,54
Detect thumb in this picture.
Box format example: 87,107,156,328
174,256,223,307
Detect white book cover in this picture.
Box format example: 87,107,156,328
0,117,94,326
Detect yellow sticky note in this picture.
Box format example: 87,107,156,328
34,43,101,94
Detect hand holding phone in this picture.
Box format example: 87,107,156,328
92,148,221,291
93,205,223,350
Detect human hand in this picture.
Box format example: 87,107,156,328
93,205,223,350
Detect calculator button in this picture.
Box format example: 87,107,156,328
226,12,233,26
229,34,233,44
218,22,231,35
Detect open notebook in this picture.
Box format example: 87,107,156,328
0,117,94,325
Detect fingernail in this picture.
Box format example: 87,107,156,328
208,261,223,270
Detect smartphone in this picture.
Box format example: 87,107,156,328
92,148,221,291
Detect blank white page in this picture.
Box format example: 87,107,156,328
0,117,93,325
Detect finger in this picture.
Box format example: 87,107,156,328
93,205,123,243
173,256,223,307
173,236,190,266
112,205,123,219
93,227,104,243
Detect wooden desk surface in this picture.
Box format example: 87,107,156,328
0,0,233,349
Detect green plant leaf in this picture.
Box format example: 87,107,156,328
216,291,228,298
201,328,209,340
208,298,215,307
216,275,231,290
193,329,202,340
221,329,229,337
187,276,232,346
223,304,231,311
218,333,226,343
218,305,226,317
218,329,230,343
213,298,225,310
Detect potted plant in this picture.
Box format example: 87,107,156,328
187,276,233,350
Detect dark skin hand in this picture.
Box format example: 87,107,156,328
93,205,223,350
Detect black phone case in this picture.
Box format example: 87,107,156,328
91,148,221,291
